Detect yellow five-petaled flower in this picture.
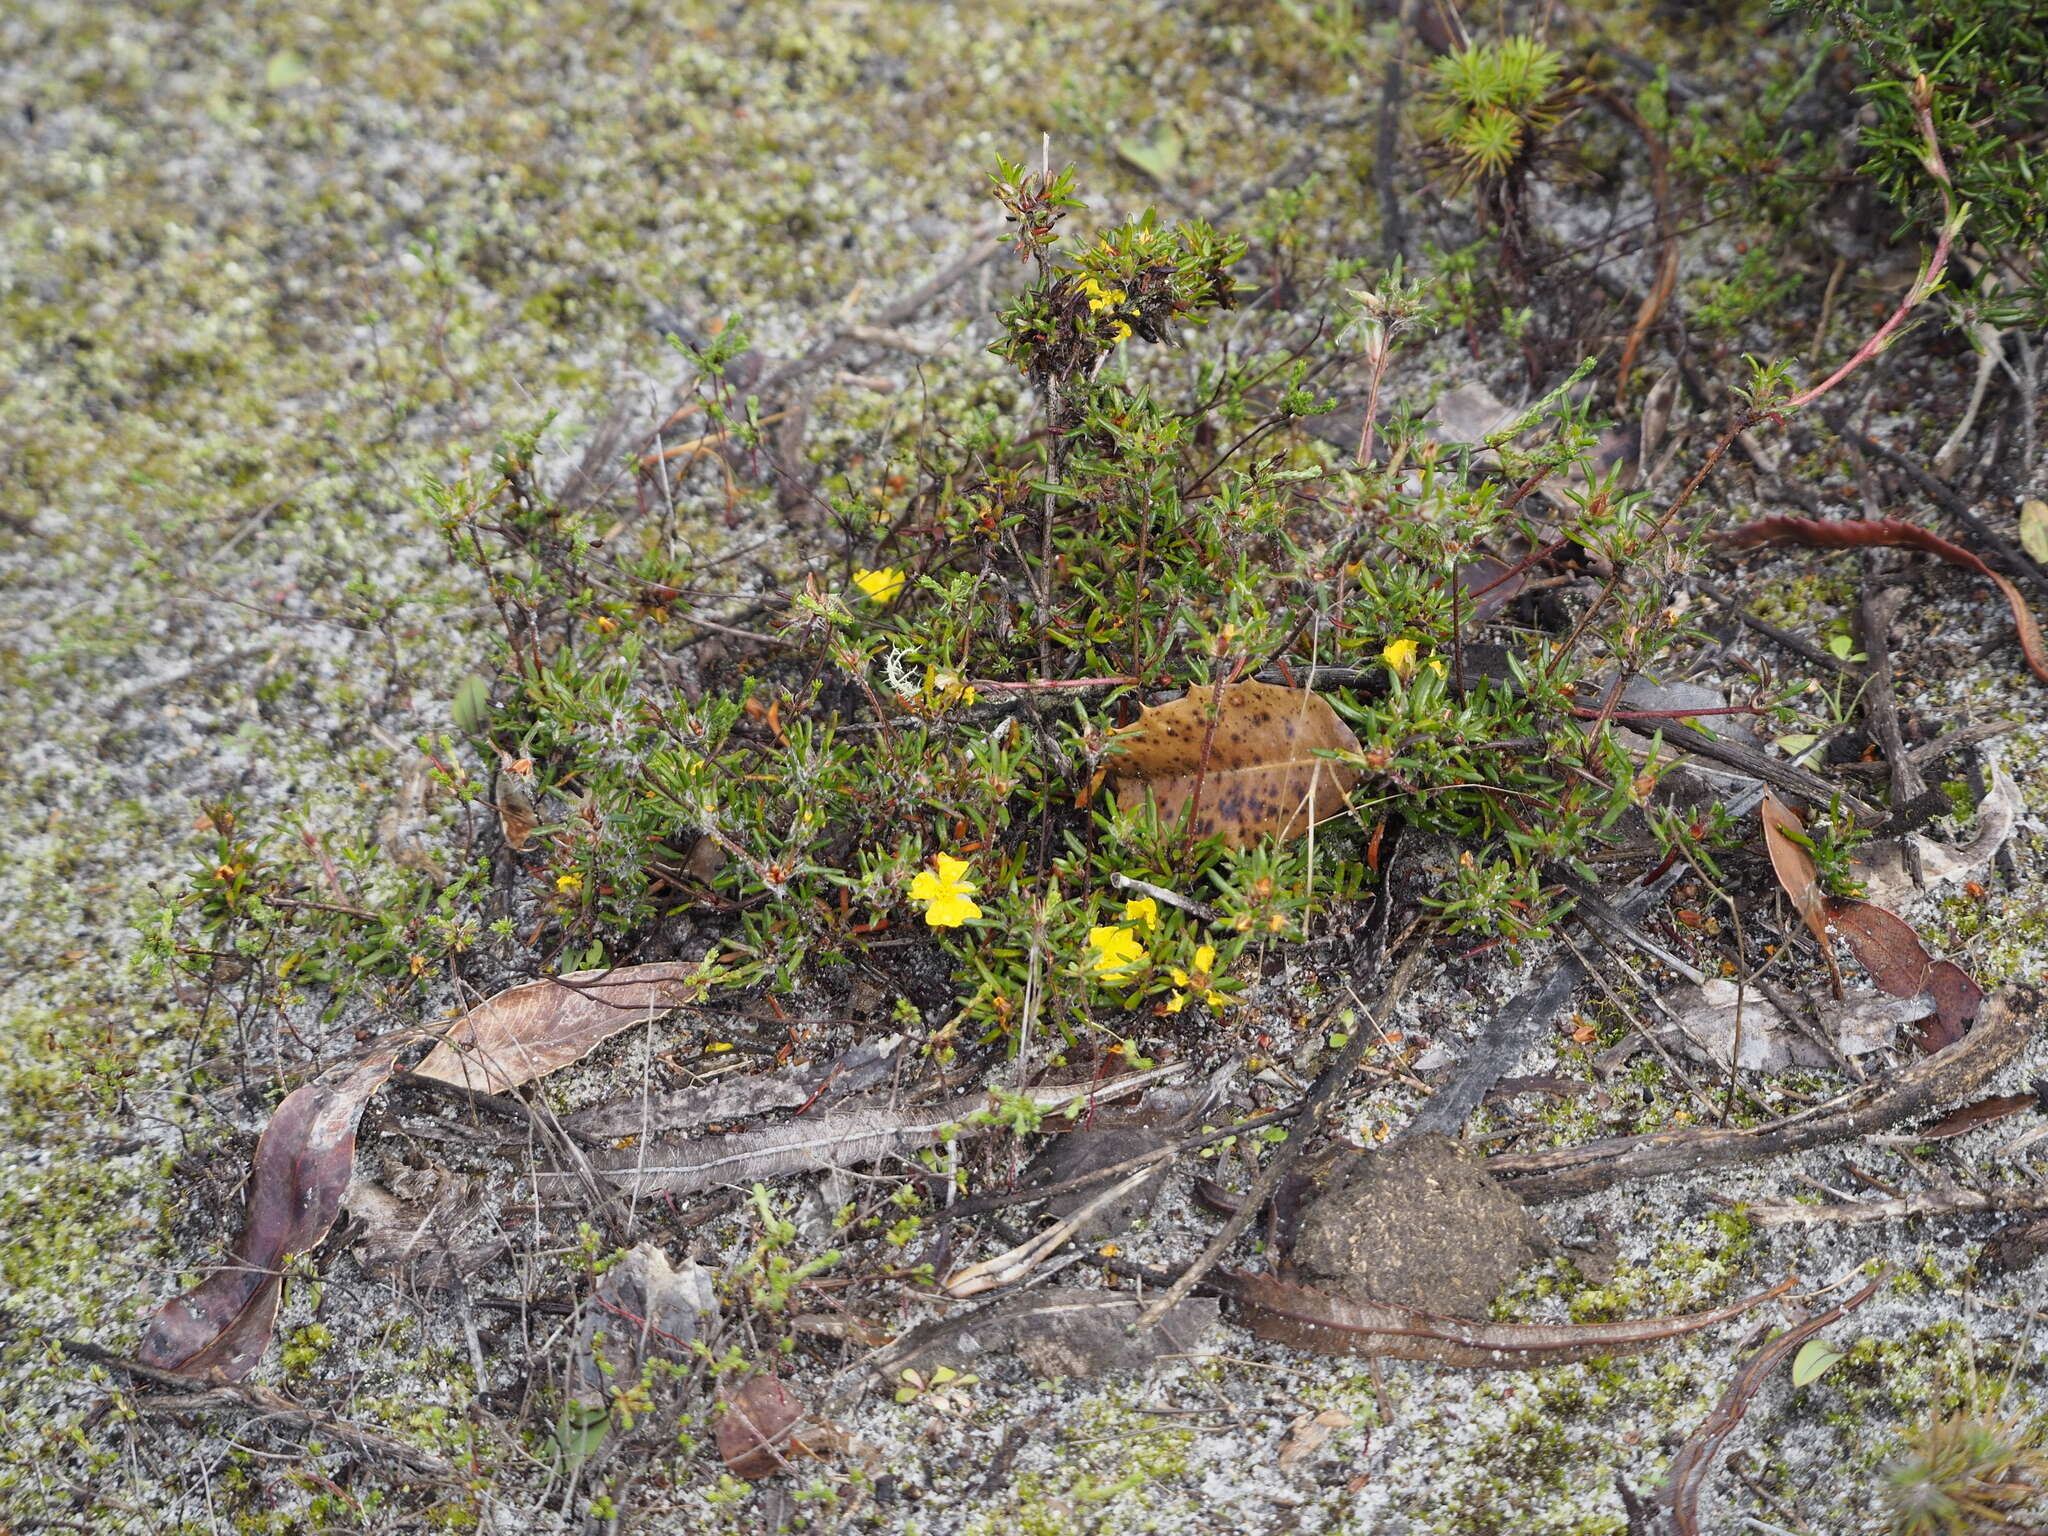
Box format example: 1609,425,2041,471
1166,944,1230,1013
1086,924,1149,978
1381,635,1419,681
854,567,907,605
1121,895,1159,931
909,853,981,928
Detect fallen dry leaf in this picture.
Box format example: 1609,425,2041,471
413,962,710,1095
1758,796,1983,1050
1718,515,2048,683
140,966,714,1380
138,1037,413,1379
1912,1090,2041,1141
717,1375,803,1478
1759,794,1844,994
1109,681,1361,845
1821,899,1983,1052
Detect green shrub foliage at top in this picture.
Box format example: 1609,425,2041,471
1797,0,2048,325
419,159,1726,1060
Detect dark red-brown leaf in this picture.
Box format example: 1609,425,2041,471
1915,1090,2041,1141
137,1039,409,1379
1718,515,2048,683
1824,897,1984,1051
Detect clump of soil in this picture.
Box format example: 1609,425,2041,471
1292,1132,1546,1318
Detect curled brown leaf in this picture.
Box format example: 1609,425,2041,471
1718,515,2048,683
717,1375,804,1479
137,1038,412,1380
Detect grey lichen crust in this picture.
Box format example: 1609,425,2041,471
3,2,2046,1533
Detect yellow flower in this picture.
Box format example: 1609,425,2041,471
1168,944,1230,1012
1382,636,1419,681
909,853,982,928
555,872,583,896
1086,924,1149,979
923,665,978,710
1079,275,1128,314
853,567,907,605
1109,320,1132,343
1121,896,1159,931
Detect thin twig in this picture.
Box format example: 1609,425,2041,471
1134,940,1430,1331
60,1340,459,1483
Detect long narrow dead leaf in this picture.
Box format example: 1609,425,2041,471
564,1067,1186,1198
1490,985,2034,1201
138,1037,414,1379
1665,1271,1886,1536
1913,1089,2041,1141
1759,793,1844,994
413,962,710,1095
1718,515,2048,683
1212,1270,1792,1368
1109,680,1362,845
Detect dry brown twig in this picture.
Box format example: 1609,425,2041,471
60,1339,460,1484
1490,985,2035,1201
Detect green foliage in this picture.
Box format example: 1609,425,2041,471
1884,1405,2048,1535
1419,37,1579,191
1795,0,2048,324
410,158,1744,1072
